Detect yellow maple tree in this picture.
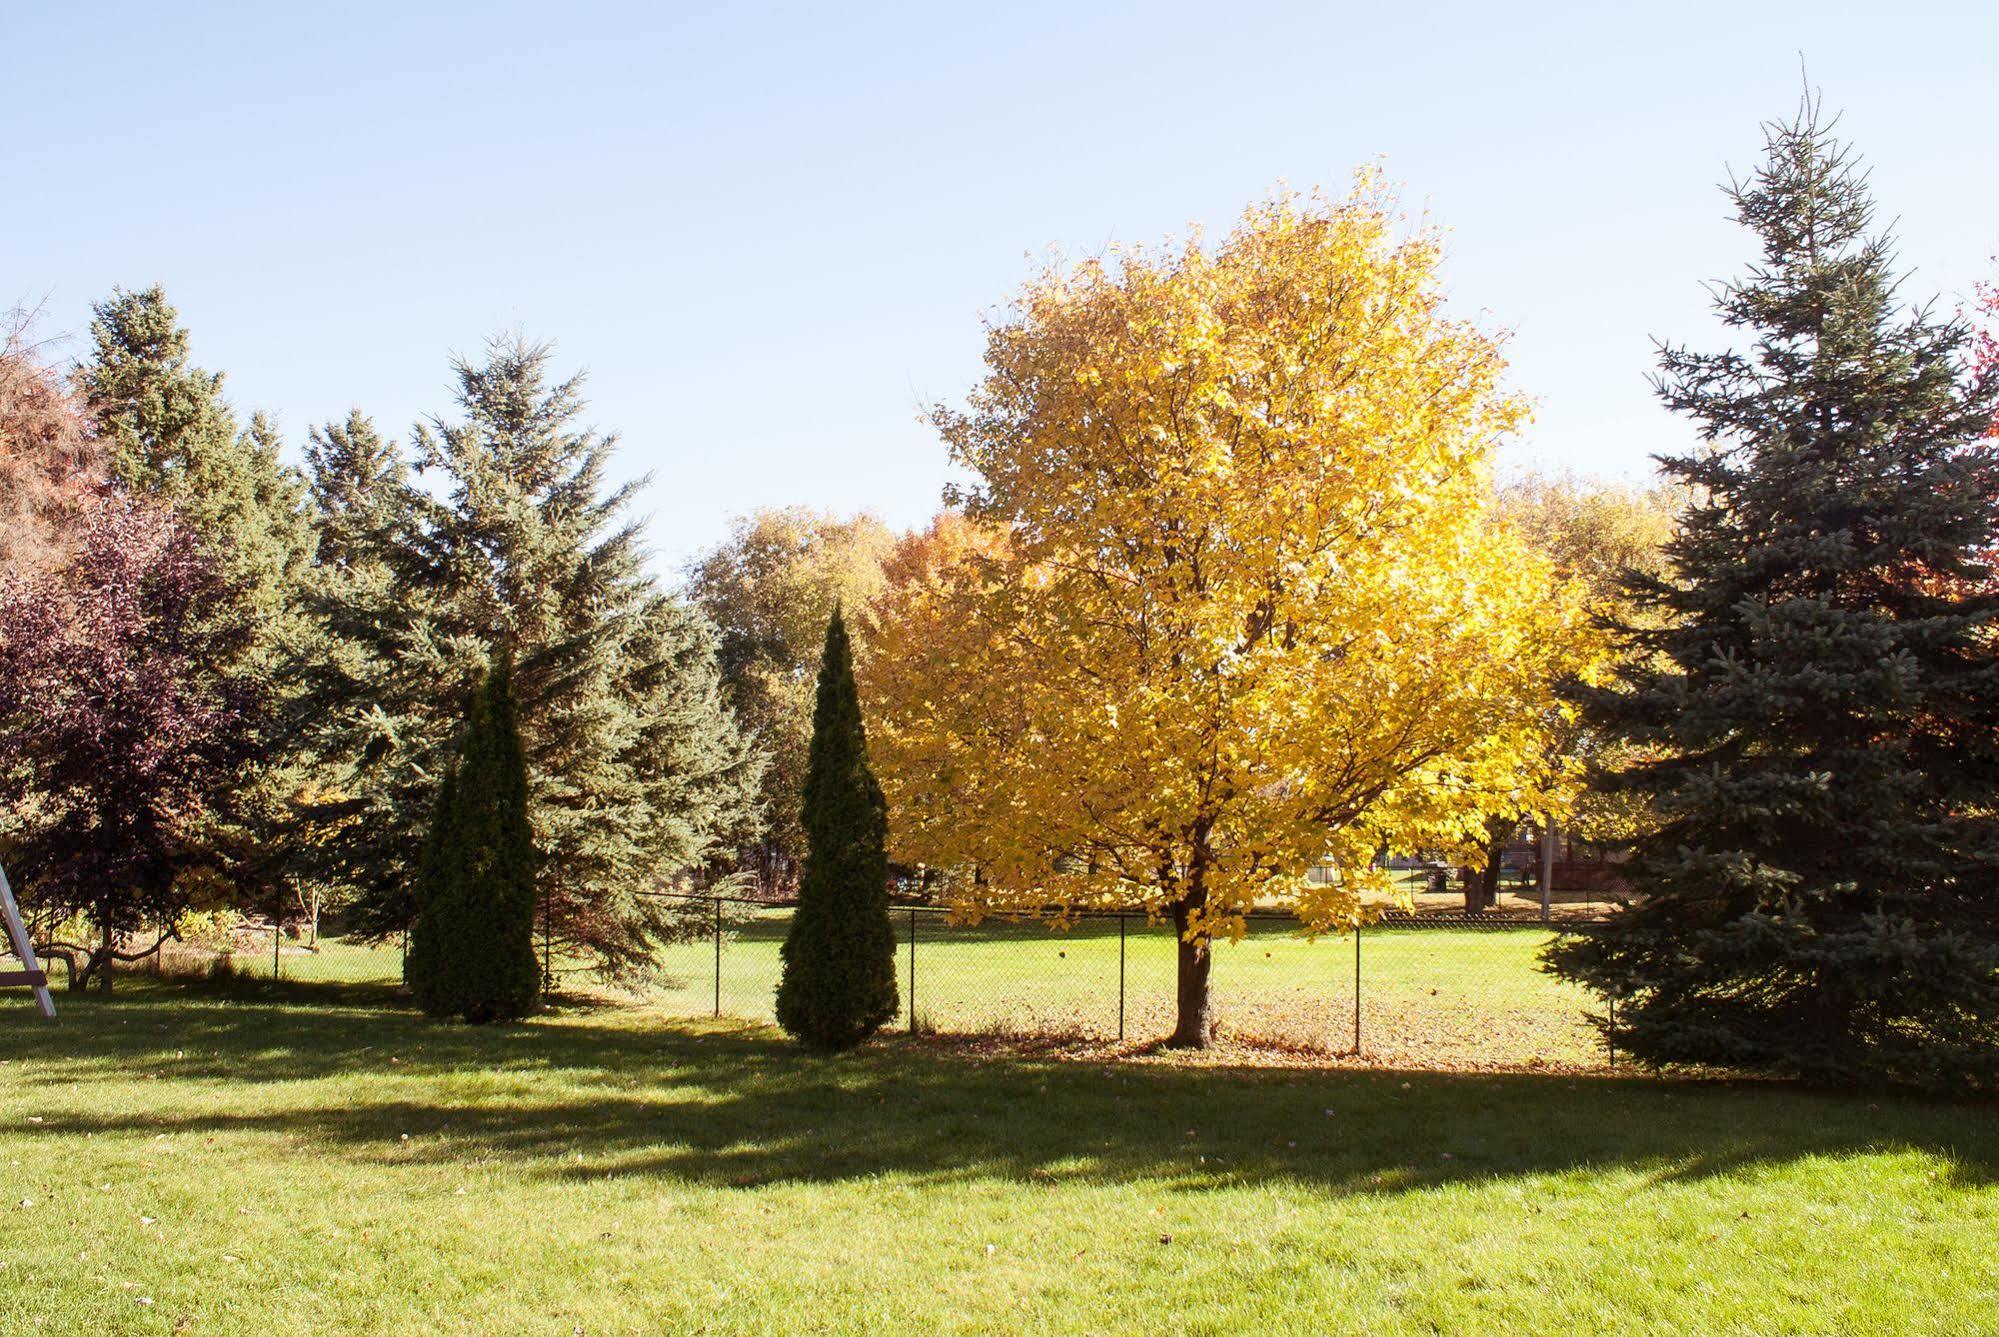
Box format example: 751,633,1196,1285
864,176,1602,1046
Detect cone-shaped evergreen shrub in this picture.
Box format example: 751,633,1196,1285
403,764,456,998
776,606,899,1048
409,654,541,1023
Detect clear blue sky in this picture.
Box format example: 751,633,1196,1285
7,1,1996,576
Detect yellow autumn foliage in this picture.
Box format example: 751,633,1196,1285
865,175,1604,955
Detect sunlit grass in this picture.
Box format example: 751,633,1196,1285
652,912,1609,1067
1,980,1994,1333
210,920,1610,1069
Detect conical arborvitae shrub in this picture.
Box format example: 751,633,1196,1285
775,606,899,1048
403,764,456,997
408,654,541,1023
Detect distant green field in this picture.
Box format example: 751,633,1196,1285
183,911,1591,1071
216,916,1608,1070
655,911,1605,1070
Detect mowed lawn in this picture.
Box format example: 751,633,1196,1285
652,911,1612,1068
2,977,1995,1334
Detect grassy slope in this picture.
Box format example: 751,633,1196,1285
2,980,1994,1334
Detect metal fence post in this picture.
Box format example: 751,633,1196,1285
907,907,918,1032
1540,816,1555,926
1352,921,1363,1055
1118,911,1127,1042
1607,993,1617,1068
712,896,722,1019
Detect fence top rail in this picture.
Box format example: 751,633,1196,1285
639,890,1610,930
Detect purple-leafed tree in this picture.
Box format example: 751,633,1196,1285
0,496,259,989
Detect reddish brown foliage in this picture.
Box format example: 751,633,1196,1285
1976,270,1998,437
0,304,103,574
0,496,258,987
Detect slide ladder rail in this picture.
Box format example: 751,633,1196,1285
0,865,56,1018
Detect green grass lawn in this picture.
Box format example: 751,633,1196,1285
2,976,1994,1333
222,907,1607,1063
220,917,1611,1070
645,911,1611,1069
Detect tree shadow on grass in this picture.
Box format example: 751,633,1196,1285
4,981,1996,1198
2,974,636,1076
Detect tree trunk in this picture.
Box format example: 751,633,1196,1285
95,918,115,993
1465,819,1508,913
57,949,89,992
296,885,322,950
1167,893,1215,1049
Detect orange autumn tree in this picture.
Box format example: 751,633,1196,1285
865,178,1601,1047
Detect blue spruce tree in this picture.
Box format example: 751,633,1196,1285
1548,95,1999,1090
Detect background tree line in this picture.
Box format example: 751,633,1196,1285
0,294,759,988
0,279,1666,996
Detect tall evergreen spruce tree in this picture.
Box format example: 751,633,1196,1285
80,287,317,913
307,338,761,974
1548,97,1999,1090
294,411,435,938
82,288,313,628
409,657,540,1023
776,606,899,1049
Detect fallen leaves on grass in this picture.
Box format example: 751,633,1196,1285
904,1029,1621,1076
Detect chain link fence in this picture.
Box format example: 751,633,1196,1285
1374,862,1625,921
124,897,1615,1071
131,921,406,990
640,894,1615,1071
